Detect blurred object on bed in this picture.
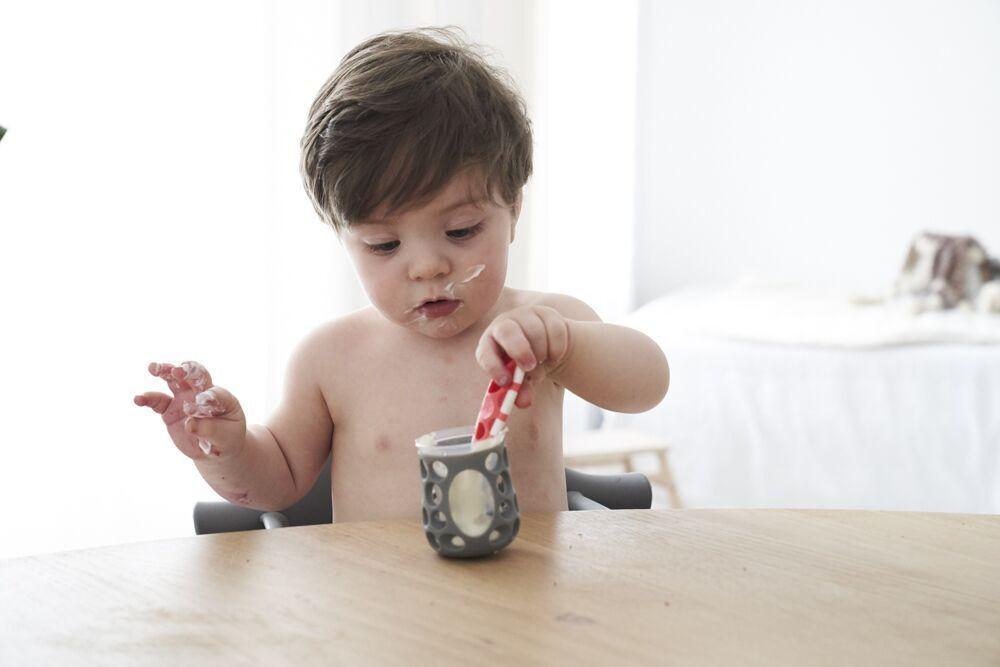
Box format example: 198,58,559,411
594,282,1000,514
895,232,1000,313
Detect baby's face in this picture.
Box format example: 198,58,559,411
342,170,518,339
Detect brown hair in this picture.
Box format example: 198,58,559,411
300,27,533,233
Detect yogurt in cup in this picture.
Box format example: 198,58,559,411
415,425,520,558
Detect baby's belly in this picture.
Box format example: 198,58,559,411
329,419,568,523
330,444,424,522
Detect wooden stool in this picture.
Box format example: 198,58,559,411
563,428,683,508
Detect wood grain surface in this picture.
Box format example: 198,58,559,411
2,509,999,665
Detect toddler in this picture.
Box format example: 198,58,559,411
134,28,669,521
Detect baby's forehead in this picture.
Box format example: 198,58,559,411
359,196,486,227
357,176,503,227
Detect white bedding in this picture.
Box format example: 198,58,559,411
638,281,1000,347
596,287,1000,513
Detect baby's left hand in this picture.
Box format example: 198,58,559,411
475,305,570,408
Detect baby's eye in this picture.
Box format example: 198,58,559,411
447,221,485,240
366,240,400,255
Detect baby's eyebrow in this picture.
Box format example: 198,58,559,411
437,196,487,215
356,196,487,226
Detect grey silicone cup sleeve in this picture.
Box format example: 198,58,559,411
417,428,520,558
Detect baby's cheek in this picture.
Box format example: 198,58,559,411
476,260,507,303
361,271,402,317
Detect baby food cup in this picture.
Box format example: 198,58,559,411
415,425,520,558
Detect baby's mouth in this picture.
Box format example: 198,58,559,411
416,298,462,318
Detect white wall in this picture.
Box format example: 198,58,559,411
0,0,637,559
0,0,279,559
633,0,1000,305
533,1,638,322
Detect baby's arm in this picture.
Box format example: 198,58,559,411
546,299,669,413
136,328,333,511
195,334,333,511
477,294,668,414
256,329,335,507
195,329,332,511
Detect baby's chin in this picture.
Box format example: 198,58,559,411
385,301,483,340
413,321,468,339
406,308,475,339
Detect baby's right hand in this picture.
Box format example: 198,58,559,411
133,361,247,460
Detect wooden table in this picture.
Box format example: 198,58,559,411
3,510,999,665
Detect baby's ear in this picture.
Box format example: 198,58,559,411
513,190,523,221
510,191,523,242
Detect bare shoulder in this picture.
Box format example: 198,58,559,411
308,306,380,342
283,307,385,417
289,307,382,376
519,289,603,323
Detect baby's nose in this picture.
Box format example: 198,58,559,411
408,252,451,281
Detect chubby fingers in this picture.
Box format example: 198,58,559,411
516,311,549,370
534,306,571,368
476,323,510,385
148,360,213,394
182,387,227,420
514,375,534,409
134,391,172,414
181,387,238,457
148,362,184,393
476,317,545,384
171,360,214,392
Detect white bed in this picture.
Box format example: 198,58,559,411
584,283,1000,514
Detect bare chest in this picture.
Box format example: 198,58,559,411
321,352,566,521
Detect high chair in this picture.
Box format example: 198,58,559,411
193,455,651,535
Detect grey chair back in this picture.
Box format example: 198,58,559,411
194,453,332,535
194,452,651,535
565,468,652,510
